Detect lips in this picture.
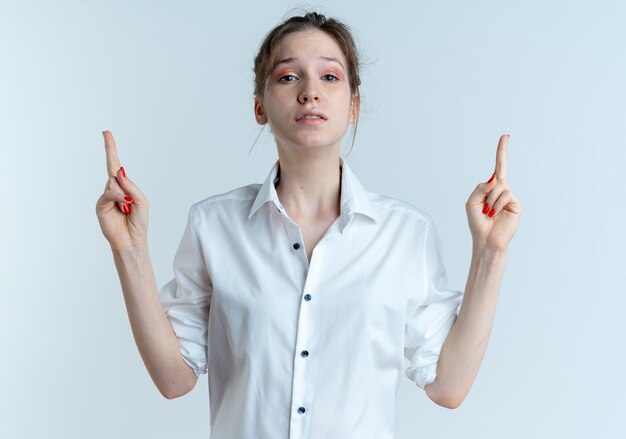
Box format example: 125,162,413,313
296,111,327,121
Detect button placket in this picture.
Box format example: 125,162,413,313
287,219,343,437
290,223,308,266
289,233,323,438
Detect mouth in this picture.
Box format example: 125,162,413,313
295,111,328,122
296,115,326,125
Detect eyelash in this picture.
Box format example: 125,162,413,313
279,74,339,83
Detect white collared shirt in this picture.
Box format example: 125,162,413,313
159,156,463,439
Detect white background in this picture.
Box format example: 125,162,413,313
1,0,625,437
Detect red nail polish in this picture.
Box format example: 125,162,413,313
122,204,130,215
120,166,126,178
482,202,490,214
489,207,495,217
487,173,495,183
124,195,133,202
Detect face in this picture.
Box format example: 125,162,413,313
254,29,359,152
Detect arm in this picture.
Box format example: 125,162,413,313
425,134,521,408
424,245,506,408
96,131,198,399
113,245,198,399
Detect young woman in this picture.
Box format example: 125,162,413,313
96,11,521,438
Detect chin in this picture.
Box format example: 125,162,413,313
298,142,334,150
274,128,343,150
296,133,343,148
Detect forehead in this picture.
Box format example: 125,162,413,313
274,29,346,66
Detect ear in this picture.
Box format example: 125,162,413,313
254,96,267,125
349,93,360,124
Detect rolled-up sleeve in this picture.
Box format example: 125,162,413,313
404,219,463,389
159,205,212,377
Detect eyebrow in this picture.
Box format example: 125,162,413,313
274,56,345,71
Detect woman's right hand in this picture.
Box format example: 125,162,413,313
96,131,150,253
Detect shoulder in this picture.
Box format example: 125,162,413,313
367,190,434,229
188,183,261,218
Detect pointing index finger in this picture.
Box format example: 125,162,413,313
103,131,121,178
495,134,509,180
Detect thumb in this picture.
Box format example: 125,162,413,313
115,166,147,202
468,172,498,203
480,172,498,193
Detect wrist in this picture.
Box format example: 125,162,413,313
111,242,149,259
471,242,508,260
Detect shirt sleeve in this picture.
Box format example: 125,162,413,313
159,205,212,377
404,219,463,389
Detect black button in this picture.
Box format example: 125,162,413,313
298,406,306,414
304,294,311,301
301,350,309,357
293,242,301,250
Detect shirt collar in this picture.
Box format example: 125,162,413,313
248,156,380,229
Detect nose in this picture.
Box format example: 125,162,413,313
298,76,319,104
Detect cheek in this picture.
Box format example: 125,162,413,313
263,85,290,106
343,95,355,117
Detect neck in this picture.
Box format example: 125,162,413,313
274,148,342,220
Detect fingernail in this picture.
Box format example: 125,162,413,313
122,204,130,215
124,195,133,202
482,202,490,214
120,166,126,178
487,173,495,183
488,207,496,217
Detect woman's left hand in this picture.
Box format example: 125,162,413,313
465,134,522,252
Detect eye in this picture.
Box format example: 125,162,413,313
279,74,297,82
323,74,339,81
